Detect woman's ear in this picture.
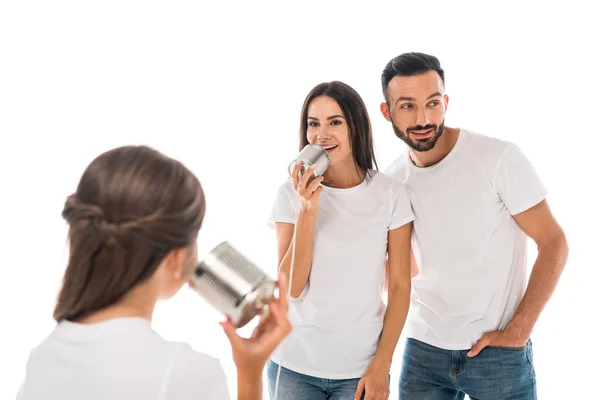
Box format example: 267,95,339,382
163,248,186,280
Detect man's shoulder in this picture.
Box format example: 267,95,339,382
461,129,514,159
383,151,410,181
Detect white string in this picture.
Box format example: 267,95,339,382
272,191,301,400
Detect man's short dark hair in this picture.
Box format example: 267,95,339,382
381,52,445,102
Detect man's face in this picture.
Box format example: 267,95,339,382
381,70,448,152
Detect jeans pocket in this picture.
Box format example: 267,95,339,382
526,341,536,380
486,338,531,352
486,344,528,352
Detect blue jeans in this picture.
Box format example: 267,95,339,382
399,338,537,399
266,360,366,400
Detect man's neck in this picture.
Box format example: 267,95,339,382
409,127,460,168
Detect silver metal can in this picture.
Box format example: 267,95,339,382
288,144,330,182
192,241,276,328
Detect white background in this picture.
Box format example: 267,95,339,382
1,1,598,399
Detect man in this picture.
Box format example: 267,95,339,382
380,52,568,399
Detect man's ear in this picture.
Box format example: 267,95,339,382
380,102,392,122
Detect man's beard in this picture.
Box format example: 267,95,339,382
391,118,445,152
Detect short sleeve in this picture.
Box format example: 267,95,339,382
494,143,547,215
16,384,24,399
267,179,297,227
162,344,231,400
389,182,415,230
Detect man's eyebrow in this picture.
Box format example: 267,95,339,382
395,92,442,104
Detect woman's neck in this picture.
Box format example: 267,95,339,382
321,157,366,189
75,286,157,324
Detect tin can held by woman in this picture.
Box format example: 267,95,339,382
288,144,331,184
191,241,276,328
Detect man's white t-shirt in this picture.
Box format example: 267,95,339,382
268,170,414,379
385,129,547,350
17,317,230,400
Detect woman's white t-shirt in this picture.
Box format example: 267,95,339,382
17,317,230,400
268,170,414,379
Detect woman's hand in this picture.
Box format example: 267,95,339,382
220,273,292,374
290,161,324,214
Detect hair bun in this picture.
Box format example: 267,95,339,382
62,194,137,245
62,194,104,224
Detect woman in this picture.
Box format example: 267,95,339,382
17,146,291,400
267,81,414,400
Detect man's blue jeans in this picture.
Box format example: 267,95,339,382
399,337,537,399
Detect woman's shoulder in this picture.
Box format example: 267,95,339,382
277,176,295,192
368,170,408,192
20,320,230,399
171,342,223,367
273,177,297,203
168,342,223,374
162,342,231,399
